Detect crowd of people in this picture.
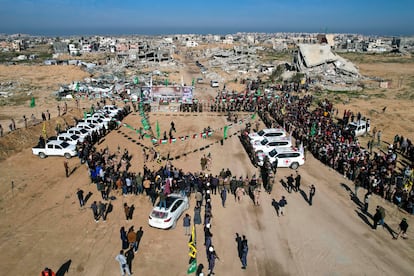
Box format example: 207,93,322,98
250,91,413,213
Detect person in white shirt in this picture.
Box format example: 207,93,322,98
115,250,132,276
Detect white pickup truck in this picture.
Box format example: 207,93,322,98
32,140,77,159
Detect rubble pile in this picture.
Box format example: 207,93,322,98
294,44,361,89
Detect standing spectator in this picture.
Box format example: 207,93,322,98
377,130,382,146
0,124,3,137
120,227,129,250
11,118,16,130
64,160,69,177
235,186,245,203
394,218,409,240
125,248,134,275
57,105,61,116
207,246,219,276
253,186,261,206
363,192,371,213
76,188,84,207
286,174,294,193
220,187,227,208
159,190,167,210
46,110,50,120
193,205,202,226
40,267,56,276
127,226,138,252
278,196,287,216
183,213,191,236
98,201,106,221
241,236,249,270
115,250,132,276
124,203,130,221
41,112,46,121
170,121,176,132
23,115,27,129
295,172,301,192
309,185,316,206
195,190,203,208
373,206,382,230
91,201,99,222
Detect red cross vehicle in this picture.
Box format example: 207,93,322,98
256,145,305,170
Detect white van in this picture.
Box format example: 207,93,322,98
249,128,287,144
257,146,305,169
252,136,292,152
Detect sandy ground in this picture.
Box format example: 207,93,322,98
0,55,413,276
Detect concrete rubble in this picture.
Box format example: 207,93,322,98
294,44,361,89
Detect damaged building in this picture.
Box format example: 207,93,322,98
294,44,360,86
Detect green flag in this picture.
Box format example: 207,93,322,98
133,76,139,85
156,120,160,139
187,259,197,274
310,123,317,136
223,125,228,139
75,82,80,92
165,79,169,86
192,78,195,86
251,113,256,120
30,97,35,108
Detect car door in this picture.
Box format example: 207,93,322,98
171,200,183,220
52,144,62,155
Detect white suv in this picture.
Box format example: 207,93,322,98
252,136,292,152
249,128,287,144
257,146,305,169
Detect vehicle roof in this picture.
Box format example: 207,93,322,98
152,194,186,211
259,128,286,133
348,120,367,126
58,133,79,138
46,140,68,146
68,127,88,132
261,136,291,142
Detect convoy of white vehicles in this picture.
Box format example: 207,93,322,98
32,105,122,159
32,105,305,169
248,128,306,170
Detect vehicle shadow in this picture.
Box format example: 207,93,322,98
56,259,72,276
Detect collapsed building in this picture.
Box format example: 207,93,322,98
294,44,360,87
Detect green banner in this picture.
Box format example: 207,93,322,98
223,125,228,139
187,259,197,274
30,97,35,108
156,120,160,139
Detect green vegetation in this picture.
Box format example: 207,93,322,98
0,93,32,107
258,49,292,62
339,52,414,64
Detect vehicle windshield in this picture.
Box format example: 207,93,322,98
80,129,88,134
269,149,278,157
348,124,357,130
257,130,265,136
260,138,268,145
61,141,70,148
70,134,79,140
156,196,180,209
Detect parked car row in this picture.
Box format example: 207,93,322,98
243,128,306,170
32,105,123,159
